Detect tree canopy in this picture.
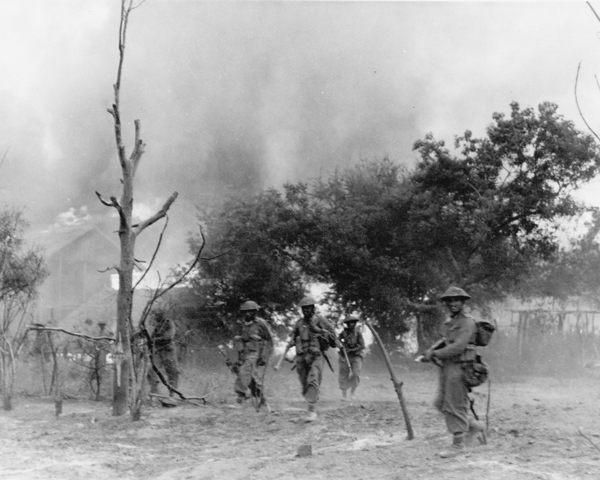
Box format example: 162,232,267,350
189,102,600,345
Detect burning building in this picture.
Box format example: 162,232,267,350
34,222,119,324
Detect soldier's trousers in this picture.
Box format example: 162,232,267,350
234,352,266,398
434,361,470,434
338,354,362,391
148,344,179,395
295,354,324,405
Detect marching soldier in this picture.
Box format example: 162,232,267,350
284,296,336,422
148,309,180,397
421,286,485,458
233,301,274,410
338,317,365,401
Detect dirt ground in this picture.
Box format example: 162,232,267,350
1,360,600,480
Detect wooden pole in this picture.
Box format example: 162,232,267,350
365,321,414,440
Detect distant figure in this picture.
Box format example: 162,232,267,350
91,321,112,400
421,286,485,458
147,309,179,397
284,296,336,422
233,301,274,410
338,317,365,401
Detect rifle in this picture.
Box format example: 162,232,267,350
339,339,354,380
217,345,239,374
322,350,334,372
414,338,446,364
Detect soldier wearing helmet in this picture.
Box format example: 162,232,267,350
284,296,336,422
147,308,179,397
338,317,365,402
233,300,274,410
421,286,484,457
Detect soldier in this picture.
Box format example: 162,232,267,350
233,301,274,410
147,309,179,397
421,286,485,458
285,296,336,422
338,317,365,401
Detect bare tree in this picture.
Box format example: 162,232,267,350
96,0,178,416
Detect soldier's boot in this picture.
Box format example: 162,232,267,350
236,393,247,405
466,418,486,446
438,432,466,458
259,395,271,413
341,389,347,401
304,403,317,423
349,387,356,401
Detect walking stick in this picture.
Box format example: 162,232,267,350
486,377,492,435
365,321,414,440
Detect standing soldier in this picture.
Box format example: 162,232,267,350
284,296,336,422
148,308,180,397
233,301,274,410
421,286,485,458
338,317,365,401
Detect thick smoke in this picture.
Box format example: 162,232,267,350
1,1,600,270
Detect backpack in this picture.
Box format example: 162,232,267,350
474,319,496,347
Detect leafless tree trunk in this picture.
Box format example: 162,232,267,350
97,0,178,417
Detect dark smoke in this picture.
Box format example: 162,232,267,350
1,1,599,271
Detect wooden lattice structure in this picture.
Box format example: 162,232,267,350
508,309,600,367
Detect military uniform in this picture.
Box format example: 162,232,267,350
432,311,477,435
234,316,273,405
148,314,179,396
288,313,336,413
338,319,365,399
424,286,484,457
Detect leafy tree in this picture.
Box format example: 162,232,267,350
189,189,306,328
0,207,47,410
190,102,600,349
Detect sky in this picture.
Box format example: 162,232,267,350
2,0,600,270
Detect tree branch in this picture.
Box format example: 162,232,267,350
95,191,116,207
133,216,169,290
27,326,114,343
0,146,9,171
130,119,145,176
133,192,178,235
575,62,600,142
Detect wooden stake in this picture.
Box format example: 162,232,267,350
365,321,414,440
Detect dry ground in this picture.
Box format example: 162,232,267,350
1,360,600,480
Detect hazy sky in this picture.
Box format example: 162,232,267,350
2,1,600,266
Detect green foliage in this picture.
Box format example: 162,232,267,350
189,102,600,345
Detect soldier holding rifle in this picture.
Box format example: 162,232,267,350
420,286,485,458
232,301,273,410
282,296,336,422
338,317,365,401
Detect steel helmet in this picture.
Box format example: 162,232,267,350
298,296,317,307
343,317,360,324
239,300,260,311
439,286,471,301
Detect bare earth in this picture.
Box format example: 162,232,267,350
1,363,599,480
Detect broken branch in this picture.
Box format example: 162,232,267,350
134,192,178,235
27,325,114,343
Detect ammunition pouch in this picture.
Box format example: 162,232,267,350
461,354,489,388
